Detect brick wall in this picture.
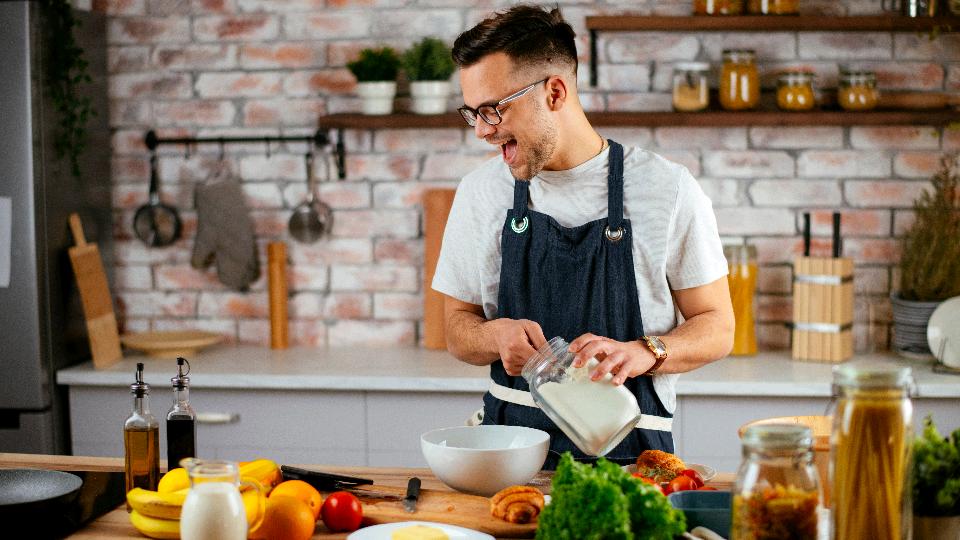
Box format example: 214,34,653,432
98,0,959,351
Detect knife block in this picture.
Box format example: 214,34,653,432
792,256,854,363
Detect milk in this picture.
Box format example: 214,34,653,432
180,482,248,540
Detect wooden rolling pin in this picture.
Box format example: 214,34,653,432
267,242,289,349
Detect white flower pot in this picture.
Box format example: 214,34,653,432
356,81,397,115
409,81,451,115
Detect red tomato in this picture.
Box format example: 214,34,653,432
680,468,705,488
668,475,698,493
632,474,664,493
320,491,363,532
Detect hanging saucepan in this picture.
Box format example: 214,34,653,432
0,469,82,523
288,149,334,244
134,151,182,247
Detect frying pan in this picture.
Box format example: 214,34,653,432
288,149,334,244
0,469,82,520
134,152,182,247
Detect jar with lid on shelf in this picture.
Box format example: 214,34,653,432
747,0,800,14
720,49,760,111
838,69,879,111
693,0,744,14
731,424,820,540
672,62,710,112
776,71,816,111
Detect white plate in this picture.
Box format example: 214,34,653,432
928,296,960,369
621,462,717,482
347,521,495,540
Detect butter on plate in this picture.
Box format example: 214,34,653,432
391,524,450,540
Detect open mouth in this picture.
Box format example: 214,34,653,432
501,139,518,165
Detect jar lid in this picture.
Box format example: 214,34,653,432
722,49,756,59
674,62,710,72
742,424,812,451
723,243,757,262
832,364,912,389
778,71,814,83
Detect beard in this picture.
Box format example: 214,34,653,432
495,103,558,181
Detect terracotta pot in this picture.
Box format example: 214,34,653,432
913,515,960,540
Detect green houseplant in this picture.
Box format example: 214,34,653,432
912,416,960,540
891,154,960,357
347,47,400,115
401,37,456,115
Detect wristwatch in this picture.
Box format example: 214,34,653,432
641,336,668,376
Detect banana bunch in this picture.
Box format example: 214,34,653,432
128,459,280,539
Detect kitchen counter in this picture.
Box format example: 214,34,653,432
56,346,960,398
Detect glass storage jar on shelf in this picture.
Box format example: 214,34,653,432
724,243,757,356
747,0,800,14
776,71,815,111
720,49,760,110
838,69,879,111
830,365,913,540
731,424,820,540
693,0,744,14
672,62,710,112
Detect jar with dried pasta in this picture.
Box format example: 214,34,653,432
672,62,710,112
776,71,815,111
720,49,759,111
693,0,744,14
838,69,879,111
747,0,800,14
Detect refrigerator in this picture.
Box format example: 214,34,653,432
0,2,111,454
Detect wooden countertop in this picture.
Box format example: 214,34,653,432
0,453,734,539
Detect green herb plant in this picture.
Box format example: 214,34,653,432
912,415,960,517
346,47,401,83
40,0,95,178
898,154,960,301
401,37,456,82
536,453,686,540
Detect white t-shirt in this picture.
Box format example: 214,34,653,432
431,145,728,413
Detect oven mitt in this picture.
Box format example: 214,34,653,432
191,165,260,290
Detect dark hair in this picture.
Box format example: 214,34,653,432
452,4,577,75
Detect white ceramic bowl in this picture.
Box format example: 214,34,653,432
420,425,550,496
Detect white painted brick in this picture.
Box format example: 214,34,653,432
154,100,237,127
239,182,284,209
155,264,225,290
198,291,269,317
374,239,424,265
894,34,960,61
797,151,890,178
373,130,464,153
749,127,843,149
195,72,283,98
283,12,370,39
153,319,238,343
421,154,493,181
757,265,792,294
118,291,198,317
109,17,190,44
114,240,192,265
597,128,653,149
845,180,931,208
697,179,744,207
327,320,416,347
369,10,463,40
604,33,699,63
598,64,651,92
330,265,418,292
654,127,748,150
243,98,327,127
152,44,237,71
345,154,420,181
236,0,323,11
658,151,701,177
239,154,305,181
704,151,794,178
115,266,153,290
192,15,279,42
854,267,890,295
109,73,193,99
109,46,150,73
372,182,457,209
798,33,892,60
893,210,915,236
606,92,673,112
714,208,796,235
373,292,423,320
701,33,798,61
893,152,943,178
850,127,940,150
288,239,373,265
283,182,371,209
750,180,842,206
289,293,372,320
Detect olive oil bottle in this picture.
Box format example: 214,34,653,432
166,357,197,470
124,363,159,501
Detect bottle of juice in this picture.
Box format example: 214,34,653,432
724,243,758,355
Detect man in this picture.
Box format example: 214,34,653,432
432,4,735,469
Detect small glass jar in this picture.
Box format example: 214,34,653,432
838,70,879,111
521,337,641,457
724,244,757,355
720,49,760,111
731,424,820,540
747,0,800,14
776,71,815,111
693,0,744,14
672,62,711,112
830,365,913,540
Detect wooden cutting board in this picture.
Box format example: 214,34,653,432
422,188,457,350
68,213,122,369
347,484,537,538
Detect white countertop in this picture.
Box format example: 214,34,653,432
56,346,960,398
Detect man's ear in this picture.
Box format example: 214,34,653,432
544,76,568,111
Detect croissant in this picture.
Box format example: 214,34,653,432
489,485,545,524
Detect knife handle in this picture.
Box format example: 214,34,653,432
407,477,421,499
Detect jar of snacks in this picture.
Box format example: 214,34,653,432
830,365,913,540
672,62,711,112
838,69,879,111
720,49,759,111
693,0,744,14
776,71,815,111
724,243,757,355
731,424,820,540
747,0,800,14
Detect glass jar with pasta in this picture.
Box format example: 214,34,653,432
693,0,744,14
720,49,760,110
731,424,820,540
776,72,815,111
830,365,913,540
747,0,800,14
724,243,757,355
673,63,711,112
838,69,879,111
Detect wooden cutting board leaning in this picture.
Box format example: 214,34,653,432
68,213,122,368
422,188,457,350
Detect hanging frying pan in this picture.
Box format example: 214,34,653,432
0,469,82,520
134,152,182,247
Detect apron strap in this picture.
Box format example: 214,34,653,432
606,140,625,232
488,380,674,432
512,178,529,220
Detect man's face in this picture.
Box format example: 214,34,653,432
459,52,558,181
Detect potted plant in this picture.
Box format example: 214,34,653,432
912,416,960,539
401,37,456,115
347,47,401,115
891,154,960,357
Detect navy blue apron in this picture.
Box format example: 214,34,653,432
481,140,674,470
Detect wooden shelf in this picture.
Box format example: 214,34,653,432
316,109,960,131
585,15,960,32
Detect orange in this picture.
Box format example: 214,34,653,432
270,479,323,519
250,495,316,540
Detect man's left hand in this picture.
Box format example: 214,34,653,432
568,333,656,385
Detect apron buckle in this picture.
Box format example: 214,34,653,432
604,225,625,243
511,216,529,234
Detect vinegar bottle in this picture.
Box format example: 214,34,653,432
166,357,197,470
124,362,160,499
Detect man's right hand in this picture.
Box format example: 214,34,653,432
491,318,548,376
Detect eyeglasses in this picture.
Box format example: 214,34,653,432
458,78,549,127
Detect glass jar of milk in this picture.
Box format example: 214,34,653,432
521,337,642,456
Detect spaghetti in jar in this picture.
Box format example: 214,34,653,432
830,365,913,540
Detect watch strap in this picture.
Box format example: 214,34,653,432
641,336,667,376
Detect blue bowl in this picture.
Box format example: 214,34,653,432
668,490,732,536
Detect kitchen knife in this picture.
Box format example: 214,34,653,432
402,477,420,513
279,465,373,491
